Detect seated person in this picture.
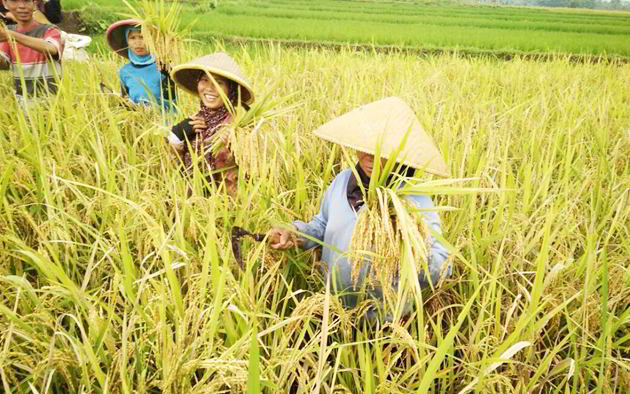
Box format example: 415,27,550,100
167,52,254,195
0,0,64,98
105,19,176,111
268,97,452,321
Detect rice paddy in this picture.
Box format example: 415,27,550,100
65,0,630,57
1,40,629,392
2,0,630,392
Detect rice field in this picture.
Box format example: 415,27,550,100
64,0,630,57
1,39,629,392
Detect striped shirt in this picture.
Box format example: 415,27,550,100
0,22,63,96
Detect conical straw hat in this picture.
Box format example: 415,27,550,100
313,97,449,177
105,19,141,59
170,52,254,104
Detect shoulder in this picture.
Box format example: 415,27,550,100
42,24,61,34
327,168,352,191
27,23,58,37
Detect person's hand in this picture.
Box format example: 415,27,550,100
156,59,171,74
0,23,9,42
190,115,207,133
2,11,16,23
267,228,296,250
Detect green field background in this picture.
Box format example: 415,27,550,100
65,0,630,57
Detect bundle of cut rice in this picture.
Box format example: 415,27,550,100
350,187,431,287
122,0,189,65
211,94,297,179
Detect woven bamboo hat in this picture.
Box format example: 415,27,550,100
170,52,254,104
313,97,449,177
105,19,141,59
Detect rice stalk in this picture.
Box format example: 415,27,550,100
122,0,192,65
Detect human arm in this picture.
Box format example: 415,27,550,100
268,182,335,250
408,194,451,287
167,117,195,152
1,11,16,24
120,73,129,98
159,62,177,106
0,27,59,56
0,36,9,70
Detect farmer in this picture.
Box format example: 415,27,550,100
0,0,64,99
268,97,451,320
1,0,61,25
105,19,177,111
167,52,254,195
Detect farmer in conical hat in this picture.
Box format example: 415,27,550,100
269,97,451,319
167,52,254,195
105,19,177,110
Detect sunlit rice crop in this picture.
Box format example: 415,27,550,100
0,40,629,393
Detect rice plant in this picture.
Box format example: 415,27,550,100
0,39,629,393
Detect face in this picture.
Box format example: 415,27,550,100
197,73,230,109
358,151,387,178
127,30,149,57
4,0,36,24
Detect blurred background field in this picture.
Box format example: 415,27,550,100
62,0,630,58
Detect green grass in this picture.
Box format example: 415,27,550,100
65,0,630,57
1,40,629,392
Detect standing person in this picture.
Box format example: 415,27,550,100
0,0,64,99
105,19,177,111
167,52,254,195
1,0,61,25
268,97,451,321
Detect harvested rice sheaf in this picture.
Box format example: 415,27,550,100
123,0,189,65
349,188,431,286
212,96,294,179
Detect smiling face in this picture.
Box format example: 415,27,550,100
357,151,387,178
3,0,36,25
126,30,149,57
197,73,230,109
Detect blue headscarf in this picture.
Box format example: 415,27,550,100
125,27,156,66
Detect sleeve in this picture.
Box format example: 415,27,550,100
160,69,177,105
43,26,62,59
119,69,129,97
293,182,335,250
407,194,451,288
44,0,62,24
170,118,195,143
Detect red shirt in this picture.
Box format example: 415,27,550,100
0,22,64,96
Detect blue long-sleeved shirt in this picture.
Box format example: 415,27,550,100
293,169,451,317
119,62,176,111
